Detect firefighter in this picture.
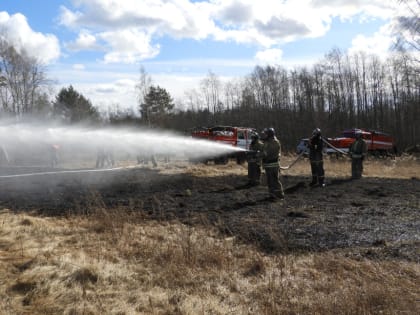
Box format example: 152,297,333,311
0,145,9,165
308,128,325,187
96,147,106,168
349,130,368,179
49,144,59,168
105,148,115,167
246,132,264,186
137,153,157,167
261,127,284,200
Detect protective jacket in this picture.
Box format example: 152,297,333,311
262,137,281,168
309,135,323,161
350,139,368,158
248,140,264,164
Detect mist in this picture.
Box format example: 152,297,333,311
0,120,243,171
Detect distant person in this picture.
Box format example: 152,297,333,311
96,147,106,168
105,148,115,167
137,154,157,167
49,144,59,168
96,146,115,168
246,132,264,186
149,154,158,167
308,128,325,187
349,130,368,179
261,128,284,200
0,145,9,165
163,154,171,164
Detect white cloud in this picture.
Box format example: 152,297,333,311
57,0,399,64
0,11,60,64
72,63,85,70
59,0,216,39
66,30,98,51
310,0,397,20
254,16,310,40
348,23,395,59
99,29,160,63
255,48,283,65
215,0,253,24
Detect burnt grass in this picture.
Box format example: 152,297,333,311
0,165,419,262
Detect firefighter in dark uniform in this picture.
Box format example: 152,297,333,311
308,128,325,187
247,132,264,186
261,128,284,200
349,130,368,179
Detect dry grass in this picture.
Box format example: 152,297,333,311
1,203,419,315
280,154,420,179
0,155,419,314
156,154,420,180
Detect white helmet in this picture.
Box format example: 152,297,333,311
312,128,321,136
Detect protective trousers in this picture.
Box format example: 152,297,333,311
264,166,284,198
248,161,261,185
310,160,325,185
351,158,363,179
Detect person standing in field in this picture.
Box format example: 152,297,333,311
261,128,284,200
308,128,325,187
349,130,368,179
246,132,264,187
0,146,9,165
49,144,59,168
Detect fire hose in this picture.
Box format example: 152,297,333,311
280,150,306,170
246,150,305,171
321,138,350,156
248,137,350,172
280,137,351,170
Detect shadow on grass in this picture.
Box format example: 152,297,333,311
0,166,418,260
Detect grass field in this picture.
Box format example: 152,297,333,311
0,156,419,314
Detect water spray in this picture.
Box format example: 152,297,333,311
0,121,242,177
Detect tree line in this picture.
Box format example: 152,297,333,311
165,50,419,151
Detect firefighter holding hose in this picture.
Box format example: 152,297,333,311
261,128,284,200
308,128,325,187
349,130,368,179
246,132,264,187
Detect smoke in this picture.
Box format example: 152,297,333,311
0,120,243,169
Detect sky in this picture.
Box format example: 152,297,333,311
0,0,412,112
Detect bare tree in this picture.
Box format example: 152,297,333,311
0,39,50,117
200,71,222,114
394,0,420,62
135,65,153,123
184,88,202,112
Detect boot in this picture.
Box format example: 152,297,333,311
309,176,317,187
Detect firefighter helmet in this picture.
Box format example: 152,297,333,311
355,129,362,138
251,132,259,141
263,128,275,138
312,128,321,136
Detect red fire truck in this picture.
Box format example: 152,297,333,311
326,128,397,156
190,126,256,164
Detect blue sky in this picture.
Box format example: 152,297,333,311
0,0,407,111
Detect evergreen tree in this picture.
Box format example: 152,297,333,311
140,85,174,126
53,85,100,123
